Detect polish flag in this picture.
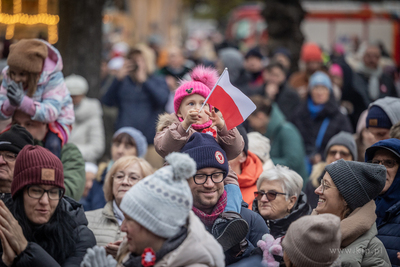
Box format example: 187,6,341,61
207,69,256,130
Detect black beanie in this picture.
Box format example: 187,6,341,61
325,159,386,211
0,125,34,154
181,132,229,177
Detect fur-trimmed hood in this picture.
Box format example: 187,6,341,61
156,112,179,133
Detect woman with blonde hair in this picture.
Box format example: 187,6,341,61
85,155,154,258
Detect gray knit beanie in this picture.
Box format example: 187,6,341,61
325,159,386,211
324,131,357,160
282,214,341,267
120,152,196,238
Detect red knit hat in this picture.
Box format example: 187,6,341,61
11,145,65,198
301,43,323,62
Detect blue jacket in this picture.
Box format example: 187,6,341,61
101,75,169,144
81,167,107,212
365,138,400,267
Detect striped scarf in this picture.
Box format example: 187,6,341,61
192,190,227,228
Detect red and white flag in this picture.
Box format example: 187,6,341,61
206,69,256,130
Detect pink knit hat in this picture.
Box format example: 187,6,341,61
329,63,343,78
174,66,218,130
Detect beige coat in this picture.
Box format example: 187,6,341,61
118,211,225,267
85,201,125,246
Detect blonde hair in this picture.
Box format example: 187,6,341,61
7,69,40,97
103,156,154,202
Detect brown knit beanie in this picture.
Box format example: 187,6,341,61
282,214,341,267
7,39,48,73
11,145,64,198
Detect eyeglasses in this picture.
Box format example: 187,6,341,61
254,190,287,201
328,150,350,158
193,172,226,185
27,185,64,200
320,180,337,194
0,152,17,162
113,173,141,183
368,159,399,169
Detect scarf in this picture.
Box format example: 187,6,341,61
357,62,383,100
375,170,400,226
192,190,227,228
113,200,125,226
307,97,325,119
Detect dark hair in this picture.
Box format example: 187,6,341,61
112,133,137,148
250,95,272,116
265,62,286,74
10,191,76,264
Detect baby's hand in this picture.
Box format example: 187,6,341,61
182,109,199,130
205,108,225,131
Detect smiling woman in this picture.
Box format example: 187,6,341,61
0,145,96,267
85,156,154,258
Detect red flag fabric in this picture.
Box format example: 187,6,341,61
207,70,256,130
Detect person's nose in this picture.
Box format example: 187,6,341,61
260,193,269,202
121,175,130,185
203,176,215,188
315,184,323,195
121,219,127,232
334,152,341,161
116,144,125,154
0,155,6,165
39,192,50,205
13,75,22,83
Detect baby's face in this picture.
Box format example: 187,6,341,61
9,66,29,89
177,94,209,125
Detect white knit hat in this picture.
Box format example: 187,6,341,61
120,152,196,238
248,132,271,163
65,74,89,96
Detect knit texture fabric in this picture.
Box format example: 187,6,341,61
113,127,148,158
324,131,357,160
192,190,227,228
366,105,392,129
7,39,48,73
120,152,196,238
282,214,341,267
237,125,248,155
367,97,400,128
308,71,332,92
0,125,33,154
325,159,386,211
65,74,89,96
301,43,322,62
11,145,65,197
181,132,229,176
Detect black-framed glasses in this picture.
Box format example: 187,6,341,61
193,172,226,185
254,190,287,201
0,152,17,162
368,159,399,169
27,185,64,200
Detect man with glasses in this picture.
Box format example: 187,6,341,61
0,124,33,203
304,131,357,209
365,138,400,266
181,132,268,265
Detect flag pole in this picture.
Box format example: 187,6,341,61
186,68,228,133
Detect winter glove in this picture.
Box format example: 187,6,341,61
7,81,24,107
80,246,117,267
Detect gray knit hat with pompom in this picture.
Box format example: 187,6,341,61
120,152,196,238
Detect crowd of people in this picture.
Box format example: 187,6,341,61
0,35,397,267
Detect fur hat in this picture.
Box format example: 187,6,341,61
7,39,48,73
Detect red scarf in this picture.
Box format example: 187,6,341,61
192,190,227,228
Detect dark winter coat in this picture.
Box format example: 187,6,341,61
82,163,108,211
290,95,353,158
0,197,96,267
365,138,400,267
252,192,312,238
350,72,397,128
256,82,301,120
101,75,169,144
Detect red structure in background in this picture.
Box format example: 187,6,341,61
226,3,400,66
